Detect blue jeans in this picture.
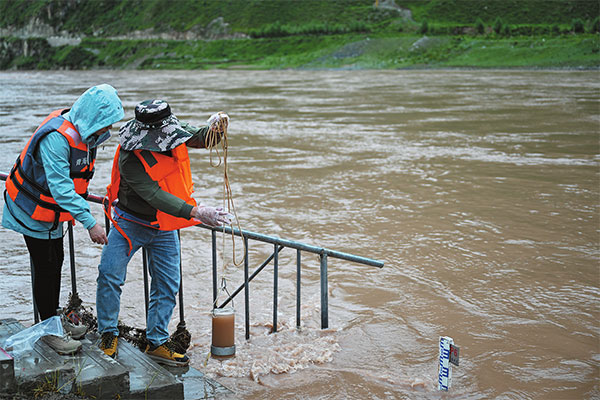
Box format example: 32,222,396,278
96,214,180,347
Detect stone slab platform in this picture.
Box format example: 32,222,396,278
0,318,234,399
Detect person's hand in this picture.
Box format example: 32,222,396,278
88,223,108,245
207,112,229,132
191,205,232,227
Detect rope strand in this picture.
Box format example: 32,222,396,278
204,115,246,278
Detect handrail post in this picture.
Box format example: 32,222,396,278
320,252,328,329
142,249,149,320
296,249,301,328
211,230,217,306
68,221,77,295
177,230,185,323
30,256,39,324
244,236,249,340
273,244,279,333
104,210,110,235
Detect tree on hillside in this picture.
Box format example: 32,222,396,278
493,17,504,34
475,18,485,34
590,17,599,33
572,18,585,33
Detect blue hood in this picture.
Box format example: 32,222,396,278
65,84,124,147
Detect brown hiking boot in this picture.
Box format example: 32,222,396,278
99,332,118,359
146,340,190,367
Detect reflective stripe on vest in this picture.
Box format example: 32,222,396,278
5,109,95,224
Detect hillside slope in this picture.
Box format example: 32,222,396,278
0,0,598,70
1,0,598,36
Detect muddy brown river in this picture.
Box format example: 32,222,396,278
0,69,598,399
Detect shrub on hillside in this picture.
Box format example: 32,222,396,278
54,45,97,69
349,21,370,34
493,17,504,34
248,21,370,38
572,18,585,33
475,18,485,34
589,17,600,33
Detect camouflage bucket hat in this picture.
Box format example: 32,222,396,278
119,99,192,152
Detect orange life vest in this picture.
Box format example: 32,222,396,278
104,144,199,251
5,109,95,228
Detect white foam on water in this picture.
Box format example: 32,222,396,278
195,315,341,383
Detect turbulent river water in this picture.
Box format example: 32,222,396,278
0,70,598,399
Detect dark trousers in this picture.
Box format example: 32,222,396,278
23,235,64,321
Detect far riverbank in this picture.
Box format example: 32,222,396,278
1,33,599,70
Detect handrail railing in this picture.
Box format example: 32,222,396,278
0,171,384,337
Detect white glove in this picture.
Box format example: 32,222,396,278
207,112,229,132
193,205,232,227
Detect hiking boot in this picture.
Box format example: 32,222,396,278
146,340,190,367
60,310,87,340
42,334,82,355
99,332,118,359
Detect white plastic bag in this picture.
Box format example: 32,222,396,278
2,316,64,358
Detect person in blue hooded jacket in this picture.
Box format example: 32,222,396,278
2,84,124,355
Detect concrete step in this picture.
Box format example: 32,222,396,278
109,336,234,399
0,318,75,395
63,335,129,399
0,345,16,392
88,332,184,399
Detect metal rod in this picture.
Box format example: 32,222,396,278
204,225,383,268
104,208,110,235
67,221,77,295
273,244,278,333
296,249,301,328
29,256,39,324
219,245,284,309
320,252,328,329
244,236,249,340
177,230,184,322
212,230,217,306
142,249,149,320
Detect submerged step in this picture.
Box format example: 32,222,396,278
165,364,234,400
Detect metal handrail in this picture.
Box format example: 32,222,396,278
0,171,384,336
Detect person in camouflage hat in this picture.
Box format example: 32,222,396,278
96,99,231,367
119,99,192,152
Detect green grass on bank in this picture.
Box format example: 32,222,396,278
11,33,590,70
442,36,600,68
3,32,598,70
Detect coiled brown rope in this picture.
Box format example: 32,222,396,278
205,113,246,273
